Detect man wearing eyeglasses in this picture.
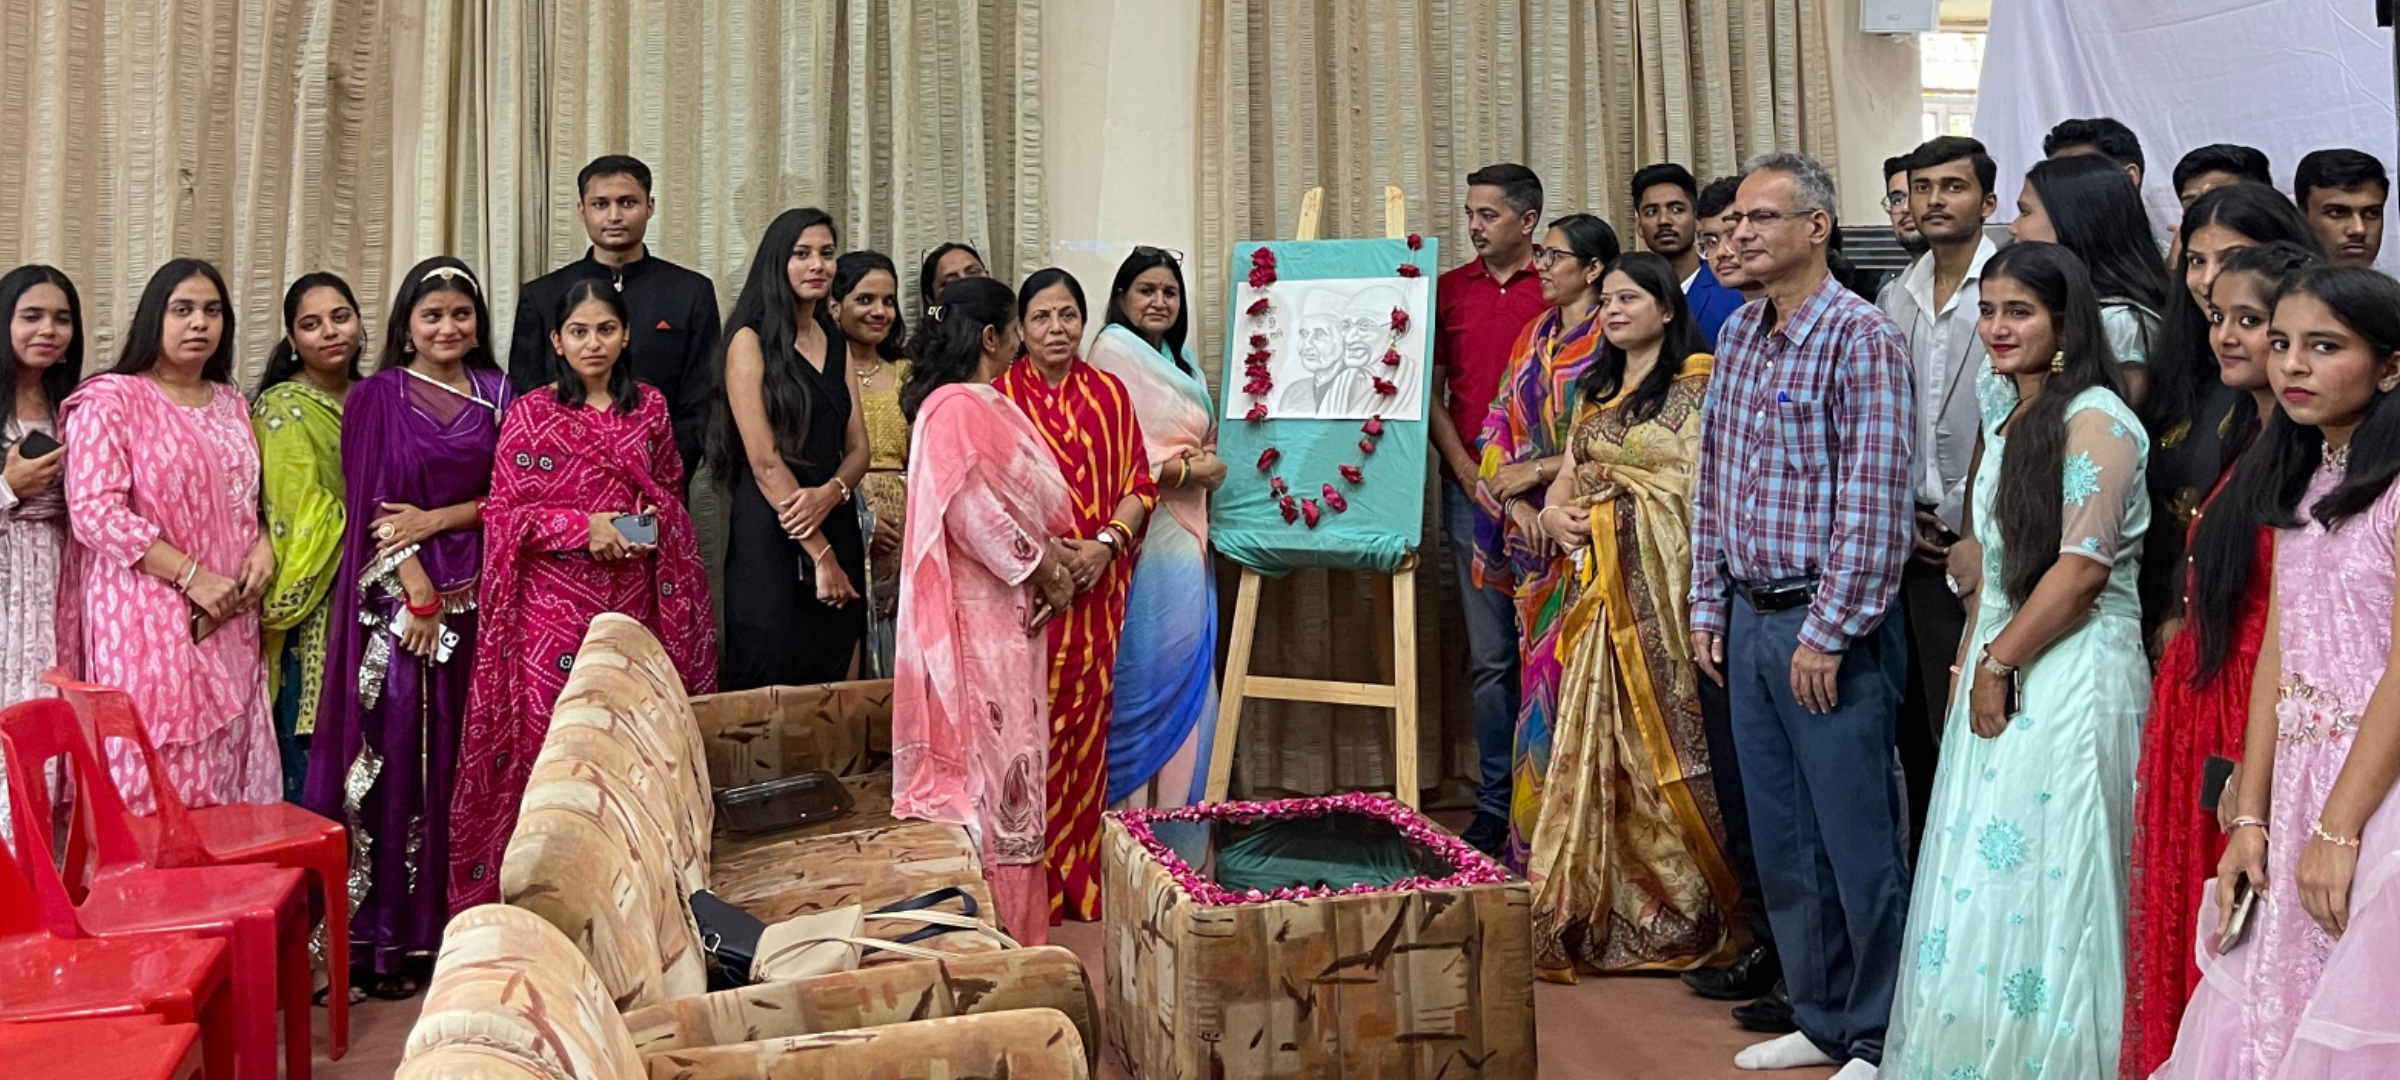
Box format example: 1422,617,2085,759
1878,137,1999,852
1688,152,1915,1080
509,154,723,474
1876,156,1930,309
1433,163,1549,856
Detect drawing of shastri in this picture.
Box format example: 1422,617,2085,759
1271,282,1404,418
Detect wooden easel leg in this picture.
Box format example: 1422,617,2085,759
1391,566,1420,807
1206,568,1264,801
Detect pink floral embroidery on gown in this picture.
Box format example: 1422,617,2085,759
62,375,275,812
2155,462,2400,1079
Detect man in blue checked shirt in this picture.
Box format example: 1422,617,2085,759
1688,152,1917,1080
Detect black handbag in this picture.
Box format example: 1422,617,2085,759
689,886,984,989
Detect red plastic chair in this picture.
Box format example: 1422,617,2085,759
0,836,237,1080
1,1014,205,1080
44,671,350,1057
0,698,311,1080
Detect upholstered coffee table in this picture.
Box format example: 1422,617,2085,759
1101,795,1536,1079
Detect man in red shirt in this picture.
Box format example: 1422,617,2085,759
1433,163,1548,855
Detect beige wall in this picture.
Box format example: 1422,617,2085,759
1043,0,1204,340
1825,0,1927,221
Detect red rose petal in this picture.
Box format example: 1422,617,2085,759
1382,348,1402,367
1322,485,1348,512
1249,334,1269,348
1358,437,1376,455
1300,498,1322,528
1247,298,1271,317
1372,376,1397,396
1339,464,1364,484
1390,307,1410,333
1278,495,1299,523
1397,263,1422,278
1256,447,1280,472
1246,403,1269,422
1407,232,1423,250
1362,416,1385,436
1270,476,1288,496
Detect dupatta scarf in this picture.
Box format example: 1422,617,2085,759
1084,324,1219,805
252,380,346,737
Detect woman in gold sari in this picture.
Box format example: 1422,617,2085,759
1527,252,1736,981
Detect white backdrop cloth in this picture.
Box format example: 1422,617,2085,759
1975,0,2397,267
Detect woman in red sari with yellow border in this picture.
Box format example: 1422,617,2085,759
995,267,1158,922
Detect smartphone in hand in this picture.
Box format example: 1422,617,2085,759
2220,874,2257,952
611,512,659,546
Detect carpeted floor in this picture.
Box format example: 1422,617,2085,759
311,918,1833,1079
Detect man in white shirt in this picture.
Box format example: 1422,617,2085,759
1878,136,1997,843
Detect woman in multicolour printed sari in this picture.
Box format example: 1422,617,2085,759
1474,212,1619,869
1523,252,1733,980
251,272,363,801
994,267,1157,923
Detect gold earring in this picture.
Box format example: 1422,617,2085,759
2050,350,2066,372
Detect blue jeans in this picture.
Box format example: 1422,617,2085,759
1728,594,1911,1065
1442,481,1521,822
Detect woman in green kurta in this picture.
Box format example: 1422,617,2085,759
251,273,364,801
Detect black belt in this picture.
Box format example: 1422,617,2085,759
1735,576,1817,613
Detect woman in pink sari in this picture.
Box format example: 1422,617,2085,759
891,276,1075,945
449,280,717,909
63,259,277,811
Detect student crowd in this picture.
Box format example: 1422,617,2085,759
2,118,2395,1079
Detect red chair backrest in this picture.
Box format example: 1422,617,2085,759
0,819,48,937
41,671,213,867
0,696,119,938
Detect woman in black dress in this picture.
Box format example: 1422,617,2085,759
702,207,869,688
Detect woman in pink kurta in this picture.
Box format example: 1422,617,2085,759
891,277,1075,945
62,259,277,811
449,281,716,908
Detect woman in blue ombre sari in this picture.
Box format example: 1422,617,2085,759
1086,247,1227,808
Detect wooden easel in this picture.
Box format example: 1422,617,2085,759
1205,185,1422,808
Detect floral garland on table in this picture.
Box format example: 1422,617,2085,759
1237,234,1428,528
1114,792,1511,907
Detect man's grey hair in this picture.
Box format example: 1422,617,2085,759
1740,151,1838,216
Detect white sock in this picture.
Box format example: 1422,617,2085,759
1733,1031,1839,1071
1829,1060,1878,1080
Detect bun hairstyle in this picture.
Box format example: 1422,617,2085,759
254,271,364,396
901,276,1017,422
1980,241,2128,607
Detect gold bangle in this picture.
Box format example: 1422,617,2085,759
2230,816,2270,834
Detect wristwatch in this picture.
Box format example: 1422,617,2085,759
1095,530,1122,560
1979,647,2015,679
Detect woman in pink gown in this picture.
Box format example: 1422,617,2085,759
2159,266,2400,1078
63,259,277,812
890,276,1076,945
450,280,716,909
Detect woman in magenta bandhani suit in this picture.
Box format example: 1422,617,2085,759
448,280,716,909
891,276,1076,945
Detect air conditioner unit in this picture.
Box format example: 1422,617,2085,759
1860,0,1941,34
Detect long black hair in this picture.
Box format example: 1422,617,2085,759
549,278,641,415
0,265,83,427
2181,241,2325,685
110,258,237,383
1985,242,2130,605
916,242,982,319
2144,184,2322,437
1102,248,1192,372
901,277,1018,423
2206,267,2400,578
253,271,364,396
1575,252,1703,423
2023,155,2171,314
702,207,840,479
378,256,499,373
829,251,907,363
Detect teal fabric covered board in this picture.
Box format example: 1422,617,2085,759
1209,236,1437,575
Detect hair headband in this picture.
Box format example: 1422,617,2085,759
421,265,480,293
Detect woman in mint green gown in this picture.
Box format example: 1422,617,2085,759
1883,242,2150,1080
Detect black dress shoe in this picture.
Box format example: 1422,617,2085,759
1458,812,1510,857
1732,982,1796,1034
1682,942,1780,1001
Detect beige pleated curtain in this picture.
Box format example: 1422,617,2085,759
1197,0,1838,799
1,0,1048,382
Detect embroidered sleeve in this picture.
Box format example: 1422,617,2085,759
2058,403,2143,566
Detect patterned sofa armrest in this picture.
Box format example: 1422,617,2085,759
619,946,1097,1070
689,680,893,789
638,1009,1090,1080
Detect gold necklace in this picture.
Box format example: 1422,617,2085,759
852,355,885,388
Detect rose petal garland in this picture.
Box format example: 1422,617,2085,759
1111,793,1513,907
1241,244,1420,526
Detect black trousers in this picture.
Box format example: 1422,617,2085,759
1897,559,1965,855
1698,666,1772,954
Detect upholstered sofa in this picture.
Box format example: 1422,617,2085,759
398,904,1090,1080
496,615,1096,1064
